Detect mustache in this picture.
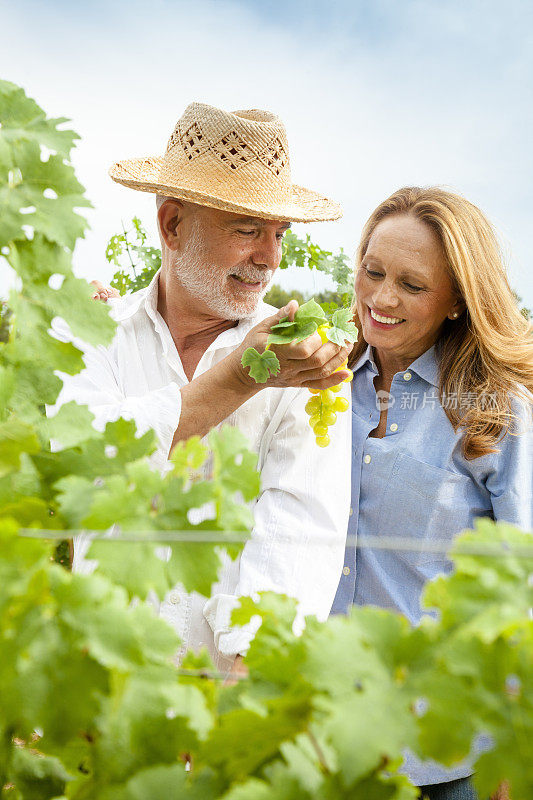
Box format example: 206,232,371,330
230,266,273,284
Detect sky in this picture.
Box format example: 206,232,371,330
2,0,532,305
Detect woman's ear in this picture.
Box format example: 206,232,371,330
447,295,466,320
448,298,467,320
157,199,185,251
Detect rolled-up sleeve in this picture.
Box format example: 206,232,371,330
203,386,352,657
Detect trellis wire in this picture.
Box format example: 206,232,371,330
18,528,533,558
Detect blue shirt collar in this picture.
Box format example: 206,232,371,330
352,343,440,387
408,345,440,388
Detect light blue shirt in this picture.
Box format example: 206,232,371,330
332,344,533,785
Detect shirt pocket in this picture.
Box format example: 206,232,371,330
377,452,486,567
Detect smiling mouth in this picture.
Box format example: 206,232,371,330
230,274,265,291
369,307,406,325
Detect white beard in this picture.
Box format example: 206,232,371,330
172,220,273,320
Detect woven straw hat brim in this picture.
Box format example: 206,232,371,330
109,157,343,223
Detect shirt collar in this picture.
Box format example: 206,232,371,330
352,345,378,375
407,345,439,387
352,343,440,387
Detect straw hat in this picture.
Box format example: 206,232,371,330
109,102,342,223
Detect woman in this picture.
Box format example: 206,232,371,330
332,186,533,800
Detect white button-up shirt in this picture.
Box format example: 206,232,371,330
51,271,351,670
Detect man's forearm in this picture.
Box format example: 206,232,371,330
170,348,260,451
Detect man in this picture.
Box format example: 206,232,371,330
51,102,352,673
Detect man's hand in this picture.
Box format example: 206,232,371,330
172,299,353,448
90,280,120,302
235,301,353,392
224,654,249,687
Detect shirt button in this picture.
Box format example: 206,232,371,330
364,454,372,464
349,507,354,516
390,423,398,432
342,566,351,576
169,591,181,605
403,372,412,381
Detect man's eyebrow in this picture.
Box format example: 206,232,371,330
228,217,291,230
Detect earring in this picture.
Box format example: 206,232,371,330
451,312,459,319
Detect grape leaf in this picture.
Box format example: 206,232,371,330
170,435,208,477
93,673,213,783
267,298,326,345
0,80,91,252
209,426,260,504
200,690,313,782
266,320,317,346
0,79,79,157
45,400,98,450
37,272,116,346
98,764,190,800
326,307,358,346
8,746,72,800
166,542,224,597
288,299,327,327
241,347,281,383
0,416,39,477
54,572,178,671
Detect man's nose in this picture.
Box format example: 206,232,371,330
250,233,282,270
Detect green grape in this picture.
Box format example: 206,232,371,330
317,324,331,344
333,397,349,412
321,389,335,406
305,397,321,415
321,409,337,426
304,328,355,447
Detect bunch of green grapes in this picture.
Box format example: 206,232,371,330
305,325,352,447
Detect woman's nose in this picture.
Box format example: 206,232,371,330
372,281,399,309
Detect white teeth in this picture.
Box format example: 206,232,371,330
370,308,404,324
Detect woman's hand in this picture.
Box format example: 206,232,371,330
234,300,353,392
90,280,120,302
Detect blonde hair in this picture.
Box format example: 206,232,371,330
350,186,533,459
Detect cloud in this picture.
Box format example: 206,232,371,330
1,0,531,305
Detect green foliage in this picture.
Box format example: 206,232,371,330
2,80,533,800
513,291,532,321
263,285,307,309
107,217,162,295
241,299,358,383
0,80,258,798
279,230,354,302
0,300,12,344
